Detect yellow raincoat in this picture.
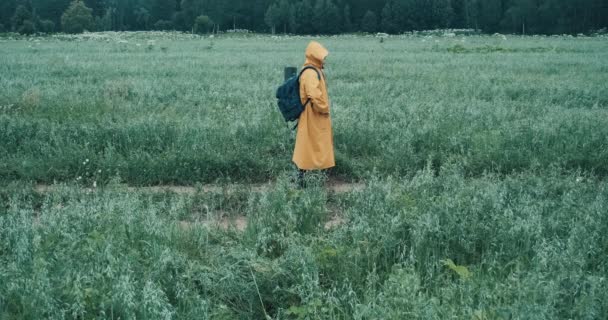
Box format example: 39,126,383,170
293,41,335,170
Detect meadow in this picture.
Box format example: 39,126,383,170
1,32,607,319
1,32,608,184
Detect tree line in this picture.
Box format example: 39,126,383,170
1,0,607,35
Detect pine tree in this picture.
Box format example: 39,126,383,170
1,1,19,30
381,0,408,33
32,0,71,26
264,2,279,33
431,0,453,29
12,5,33,30
295,0,314,34
325,0,342,34
277,0,290,33
381,0,397,33
83,0,104,16
134,6,151,30
178,0,200,31
343,4,353,32
400,0,423,30
2,0,607,36
361,10,377,33
288,3,296,33
478,0,502,32
463,0,480,30
253,0,273,32
450,0,467,28
312,0,327,33
150,0,175,22
12,4,36,34
538,0,564,34
95,7,112,31
502,0,537,34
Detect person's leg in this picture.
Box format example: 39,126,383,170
298,169,307,188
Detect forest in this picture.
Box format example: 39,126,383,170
1,0,607,35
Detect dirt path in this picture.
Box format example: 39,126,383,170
33,179,365,232
34,180,365,195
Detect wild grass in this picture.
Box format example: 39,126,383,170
1,34,607,184
1,168,607,318
1,33,607,318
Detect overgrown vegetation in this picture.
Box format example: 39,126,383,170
1,168,607,318
1,33,607,318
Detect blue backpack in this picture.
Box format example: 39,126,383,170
276,66,321,124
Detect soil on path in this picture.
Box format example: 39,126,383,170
34,179,364,195
33,178,365,232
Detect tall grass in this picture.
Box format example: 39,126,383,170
1,167,606,318
1,34,607,184
1,33,607,319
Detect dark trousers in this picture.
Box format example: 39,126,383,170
297,169,307,188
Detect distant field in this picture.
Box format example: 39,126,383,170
1,32,607,184
1,33,607,319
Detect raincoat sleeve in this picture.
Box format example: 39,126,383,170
301,70,329,115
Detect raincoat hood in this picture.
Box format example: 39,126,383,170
304,41,329,69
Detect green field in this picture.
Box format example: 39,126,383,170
1,32,608,319
2,32,608,184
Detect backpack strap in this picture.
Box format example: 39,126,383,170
299,65,321,80
298,66,321,107
292,66,321,131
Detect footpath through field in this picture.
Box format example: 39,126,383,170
34,178,365,195
33,178,365,232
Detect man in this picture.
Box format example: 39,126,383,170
293,41,335,186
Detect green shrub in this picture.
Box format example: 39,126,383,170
193,15,213,34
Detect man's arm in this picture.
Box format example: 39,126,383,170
301,69,329,115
